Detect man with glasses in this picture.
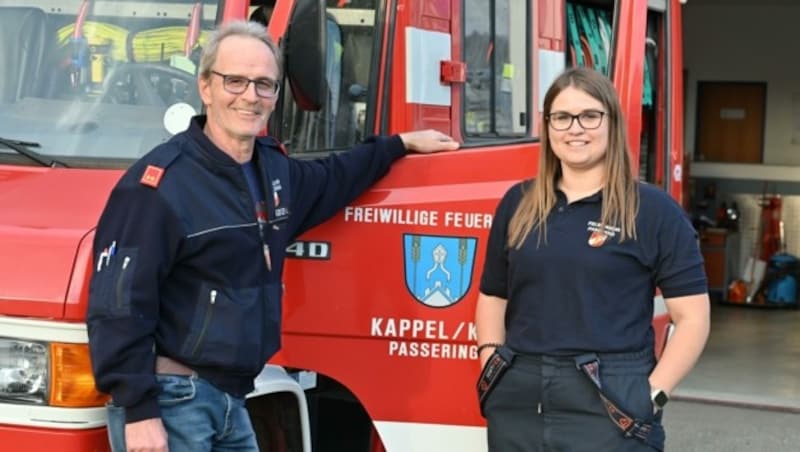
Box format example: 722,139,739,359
87,20,458,452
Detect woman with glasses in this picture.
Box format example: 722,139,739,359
475,67,710,451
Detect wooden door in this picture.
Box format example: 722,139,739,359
695,82,766,163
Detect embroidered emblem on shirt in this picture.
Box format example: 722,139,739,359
140,165,165,188
586,221,620,248
588,230,609,247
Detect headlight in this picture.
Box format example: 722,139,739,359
0,338,109,407
0,339,48,404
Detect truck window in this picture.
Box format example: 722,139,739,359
463,0,529,137
639,9,663,185
278,0,379,154
0,0,218,167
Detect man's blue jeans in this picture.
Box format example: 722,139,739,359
107,374,258,452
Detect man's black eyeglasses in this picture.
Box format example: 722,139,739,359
210,70,280,99
547,110,606,131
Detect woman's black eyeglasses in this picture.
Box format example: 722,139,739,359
546,110,606,131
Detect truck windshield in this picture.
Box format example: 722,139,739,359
0,0,218,167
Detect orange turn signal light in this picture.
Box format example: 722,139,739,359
49,342,110,407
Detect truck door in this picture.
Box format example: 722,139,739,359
273,1,536,451
264,1,685,451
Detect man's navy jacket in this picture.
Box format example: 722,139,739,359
87,116,407,423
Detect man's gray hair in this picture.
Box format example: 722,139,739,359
198,20,283,79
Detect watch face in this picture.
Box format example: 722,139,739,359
653,390,669,407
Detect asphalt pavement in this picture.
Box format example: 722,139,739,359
663,400,799,451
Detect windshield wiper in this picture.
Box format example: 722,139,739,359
0,137,69,168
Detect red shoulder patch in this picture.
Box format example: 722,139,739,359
140,165,165,188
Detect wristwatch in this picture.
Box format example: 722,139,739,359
650,388,669,412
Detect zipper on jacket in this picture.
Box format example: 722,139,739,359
115,256,131,310
191,289,217,357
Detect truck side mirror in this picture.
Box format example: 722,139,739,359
285,0,326,111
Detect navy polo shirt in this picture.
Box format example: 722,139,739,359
480,180,707,355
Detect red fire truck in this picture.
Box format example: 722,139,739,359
0,0,683,450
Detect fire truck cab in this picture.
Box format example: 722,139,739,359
0,0,683,451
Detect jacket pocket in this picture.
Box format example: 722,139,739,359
88,248,138,317
180,283,281,371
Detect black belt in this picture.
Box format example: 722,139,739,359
574,353,664,451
